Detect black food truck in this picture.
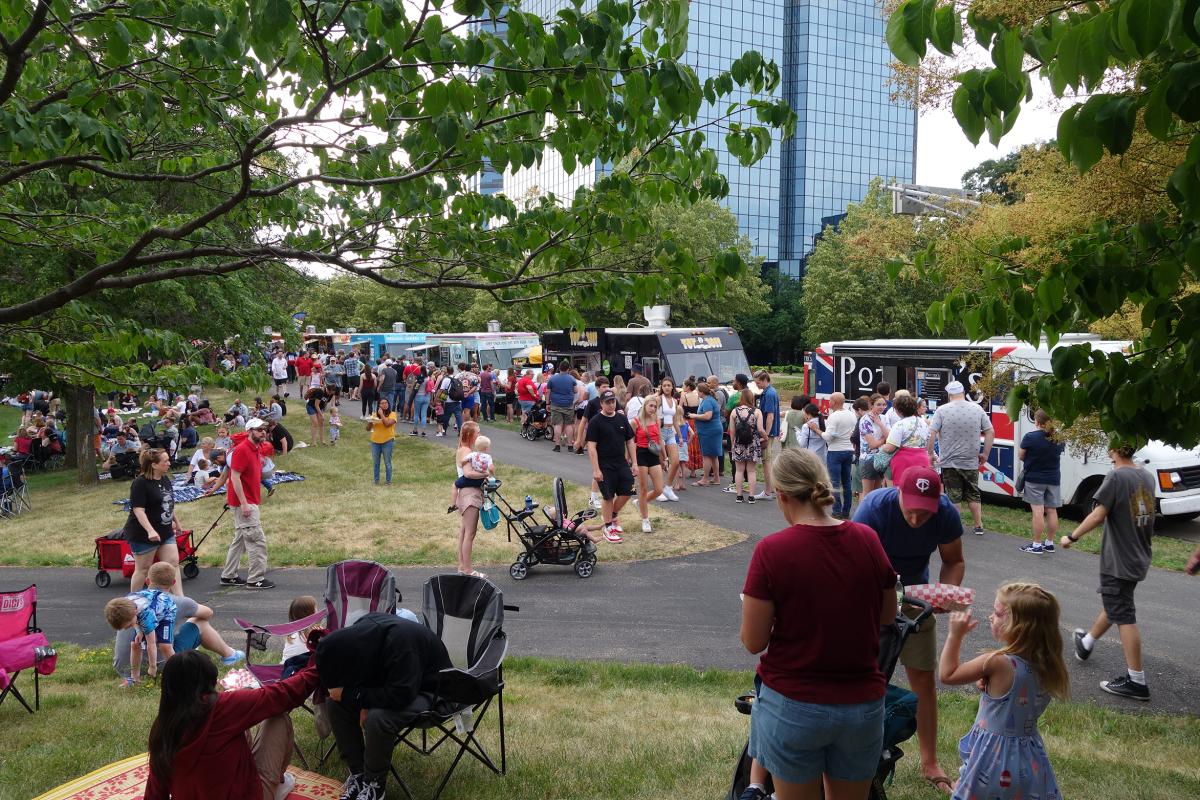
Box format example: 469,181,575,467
541,327,752,385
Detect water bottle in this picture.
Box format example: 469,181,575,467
524,495,535,513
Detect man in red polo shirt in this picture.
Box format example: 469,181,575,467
220,419,275,589
295,352,313,382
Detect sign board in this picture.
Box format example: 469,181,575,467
680,336,722,351
568,329,602,348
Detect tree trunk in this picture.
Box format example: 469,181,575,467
67,384,99,487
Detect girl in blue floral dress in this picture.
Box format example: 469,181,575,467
939,581,1068,800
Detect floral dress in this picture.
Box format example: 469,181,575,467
729,406,762,463
953,655,1061,800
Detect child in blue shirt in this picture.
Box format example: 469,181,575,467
103,562,178,684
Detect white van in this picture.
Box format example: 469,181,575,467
809,335,1200,520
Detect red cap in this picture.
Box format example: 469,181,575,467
898,467,942,514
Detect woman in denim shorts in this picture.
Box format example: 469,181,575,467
741,448,898,800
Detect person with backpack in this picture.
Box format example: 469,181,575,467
435,367,465,436
729,389,767,505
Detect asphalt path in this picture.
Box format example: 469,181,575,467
7,421,1199,716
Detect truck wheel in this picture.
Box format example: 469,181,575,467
1163,511,1200,522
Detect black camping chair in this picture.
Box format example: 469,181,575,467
389,574,515,800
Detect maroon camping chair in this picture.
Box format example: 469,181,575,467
0,585,56,713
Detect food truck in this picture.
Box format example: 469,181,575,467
809,336,1200,519
541,326,752,385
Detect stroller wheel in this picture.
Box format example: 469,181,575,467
574,556,595,578
95,571,111,588
509,560,529,581
181,561,200,580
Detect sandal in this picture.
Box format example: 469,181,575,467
924,775,954,795
459,569,488,579
690,480,710,487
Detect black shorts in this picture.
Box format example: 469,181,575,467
575,408,585,420
273,377,287,387
1099,574,1139,625
635,448,661,468
598,462,635,499
346,376,360,389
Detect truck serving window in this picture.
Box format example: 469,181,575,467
667,353,712,383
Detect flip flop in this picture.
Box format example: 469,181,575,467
690,480,710,487
924,775,954,795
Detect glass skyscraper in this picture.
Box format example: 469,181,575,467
501,0,915,277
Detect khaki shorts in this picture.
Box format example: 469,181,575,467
549,405,575,428
899,605,937,672
941,467,981,503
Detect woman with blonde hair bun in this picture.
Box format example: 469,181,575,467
740,447,898,800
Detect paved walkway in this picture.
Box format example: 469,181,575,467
8,422,1199,715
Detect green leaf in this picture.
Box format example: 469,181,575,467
1144,79,1174,140
930,5,960,55
107,21,131,63
886,1,921,66
1006,384,1030,422
951,85,984,145
992,29,1024,76
1094,95,1137,154
1113,383,1138,421
434,115,460,148
423,82,448,116
1123,0,1173,57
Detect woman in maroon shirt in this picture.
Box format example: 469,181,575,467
145,650,318,800
740,448,898,800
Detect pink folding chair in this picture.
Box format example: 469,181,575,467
0,584,56,713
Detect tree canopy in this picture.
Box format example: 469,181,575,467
801,181,954,347
0,0,793,328
297,199,771,332
888,0,1200,447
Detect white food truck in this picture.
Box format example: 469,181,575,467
809,335,1200,520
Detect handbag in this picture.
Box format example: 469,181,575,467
480,497,500,530
1015,471,1026,494
872,449,895,472
647,441,661,458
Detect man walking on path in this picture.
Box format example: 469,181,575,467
821,391,857,518
546,360,577,453
270,351,289,391
587,389,635,543
753,371,780,499
927,380,994,535
220,418,274,590
853,468,964,793
1061,442,1156,701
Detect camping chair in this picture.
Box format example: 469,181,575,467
389,574,512,800
0,460,31,518
0,585,57,713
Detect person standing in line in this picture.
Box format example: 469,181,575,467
1018,409,1066,555
820,392,858,519
516,368,538,420
858,393,890,497
688,382,724,486
344,351,362,402
359,366,378,420
753,371,780,500
220,418,275,590
721,374,749,495
625,362,652,403
927,380,994,536
729,389,767,505
410,370,432,436
1061,442,1156,701
877,393,930,486
479,363,496,423
587,389,636,543
403,358,422,421
681,378,704,481
377,359,398,413
852,468,964,793
655,376,683,500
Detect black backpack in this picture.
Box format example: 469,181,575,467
733,407,755,446
447,374,464,402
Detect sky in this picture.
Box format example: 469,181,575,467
914,66,1064,189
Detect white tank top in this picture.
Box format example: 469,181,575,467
659,395,676,425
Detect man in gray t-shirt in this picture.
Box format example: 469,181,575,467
1060,445,1156,701
928,383,994,534
113,595,245,680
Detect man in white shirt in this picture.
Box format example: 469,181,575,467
270,352,289,389
928,380,994,535
821,392,858,519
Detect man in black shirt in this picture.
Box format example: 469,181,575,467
318,612,452,800
586,389,635,543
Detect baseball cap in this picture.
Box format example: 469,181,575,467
898,467,942,514
245,418,267,430
945,380,965,395
600,389,617,401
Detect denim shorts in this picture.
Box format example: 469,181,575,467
748,682,884,784
129,538,162,555
661,425,678,447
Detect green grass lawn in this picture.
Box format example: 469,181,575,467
5,645,1198,800
0,393,742,568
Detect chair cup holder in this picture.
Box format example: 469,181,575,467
735,693,754,715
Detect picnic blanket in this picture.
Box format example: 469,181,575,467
32,753,342,799
112,471,305,511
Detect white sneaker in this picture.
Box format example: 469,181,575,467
274,772,296,800
641,518,652,533
754,490,775,500
656,493,671,502
664,486,680,501
589,494,602,509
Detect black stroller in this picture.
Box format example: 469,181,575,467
519,401,551,441
488,477,598,579
728,596,934,800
